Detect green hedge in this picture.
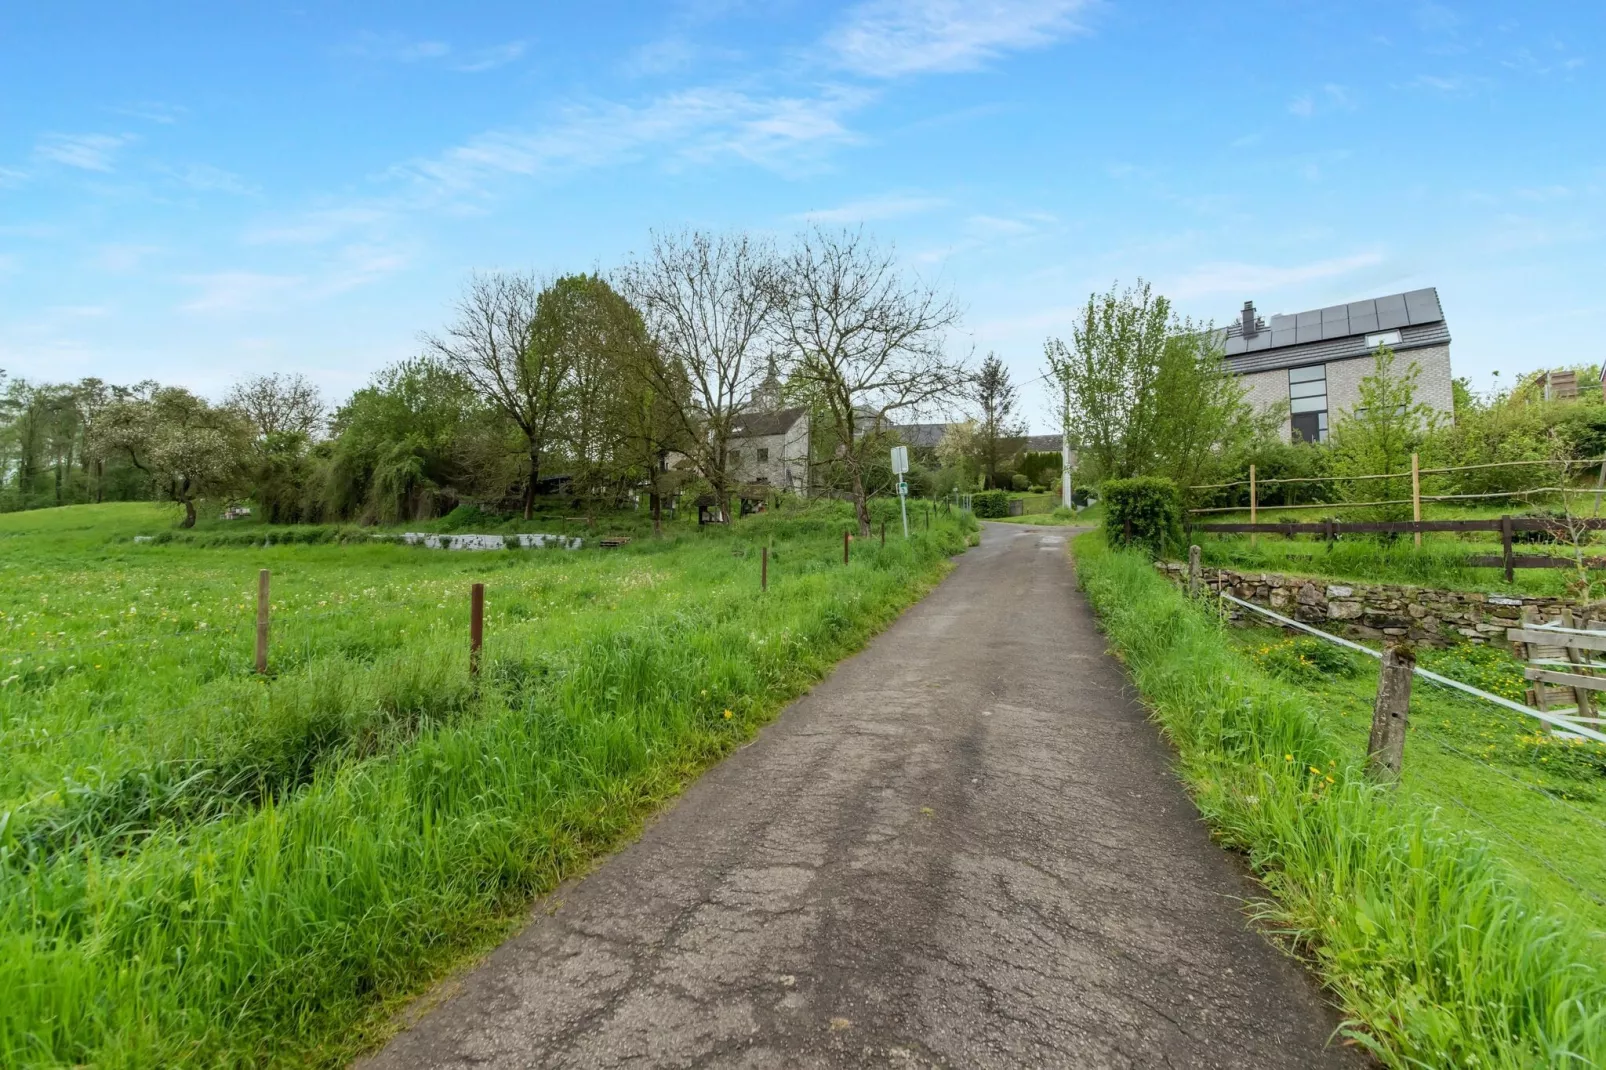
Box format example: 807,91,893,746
1074,533,1606,1066
1101,476,1182,557
972,489,1010,518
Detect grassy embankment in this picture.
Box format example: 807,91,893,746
0,500,976,1068
1074,530,1606,1067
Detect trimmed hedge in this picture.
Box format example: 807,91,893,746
972,489,1010,518
1102,476,1182,557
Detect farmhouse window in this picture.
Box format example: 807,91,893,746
1288,364,1328,444
730,450,740,465
757,447,769,463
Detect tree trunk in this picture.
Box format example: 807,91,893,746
523,443,540,521
182,498,197,528
650,490,663,538
850,465,871,537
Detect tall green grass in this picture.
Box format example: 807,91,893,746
1074,532,1606,1067
1,502,976,1068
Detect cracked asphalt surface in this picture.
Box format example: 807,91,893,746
358,522,1364,1069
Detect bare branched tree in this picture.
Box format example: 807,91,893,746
226,373,326,440
620,230,781,520
423,272,569,519
775,227,965,535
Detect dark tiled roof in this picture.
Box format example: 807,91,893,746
730,406,806,437
1022,435,1062,453
892,422,949,448
1220,287,1450,375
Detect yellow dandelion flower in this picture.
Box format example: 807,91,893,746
723,709,733,719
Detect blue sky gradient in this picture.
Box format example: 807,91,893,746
1,1,1600,429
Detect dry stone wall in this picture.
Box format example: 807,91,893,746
1155,562,1573,647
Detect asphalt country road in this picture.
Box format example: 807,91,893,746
359,522,1364,1069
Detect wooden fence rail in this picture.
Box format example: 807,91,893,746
1193,514,1606,582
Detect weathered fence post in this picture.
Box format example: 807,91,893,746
1411,452,1423,547
1188,545,1201,598
1500,514,1515,583
1123,516,1133,546
880,519,886,546
1249,463,1258,547
1367,644,1415,783
469,582,484,677
843,529,850,565
761,545,768,592
255,569,270,674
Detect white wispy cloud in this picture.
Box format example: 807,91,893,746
1289,84,1353,118
397,86,868,196
163,163,257,195
243,207,392,246
0,165,27,188
826,0,1089,77
94,244,164,273
181,272,305,313
1167,252,1385,300
454,41,527,72
33,133,136,172
112,101,186,124
794,192,948,223
335,32,525,71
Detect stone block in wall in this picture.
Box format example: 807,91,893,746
1270,588,1291,609
1296,603,1327,623
1297,582,1323,606
1326,585,1354,599
1328,601,1363,620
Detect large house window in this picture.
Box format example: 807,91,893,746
729,450,741,466
1289,364,1328,443
757,447,770,463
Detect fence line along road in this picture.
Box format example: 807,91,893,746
1216,591,1606,746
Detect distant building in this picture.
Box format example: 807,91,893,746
1220,288,1454,443
727,406,812,496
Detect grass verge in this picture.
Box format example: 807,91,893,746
2,502,976,1068
1073,530,1606,1067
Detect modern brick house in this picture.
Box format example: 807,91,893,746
1221,287,1454,443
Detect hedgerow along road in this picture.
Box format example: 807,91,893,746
359,522,1363,1069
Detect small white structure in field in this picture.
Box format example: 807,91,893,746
397,533,583,551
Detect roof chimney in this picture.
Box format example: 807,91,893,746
1241,300,1258,337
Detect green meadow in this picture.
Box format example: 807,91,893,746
0,500,976,1068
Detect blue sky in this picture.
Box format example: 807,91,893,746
1,1,1600,431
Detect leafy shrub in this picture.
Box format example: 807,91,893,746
1418,642,1529,701
1248,635,1361,684
1010,473,1029,491
438,503,492,531
1051,505,1075,520
1102,476,1182,557
972,489,1010,518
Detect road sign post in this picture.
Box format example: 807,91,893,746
890,446,910,538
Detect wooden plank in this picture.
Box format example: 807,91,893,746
1524,667,1606,692
1507,628,1606,653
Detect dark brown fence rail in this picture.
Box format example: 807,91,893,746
1192,514,1606,582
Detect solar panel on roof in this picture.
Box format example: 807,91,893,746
1321,305,1347,322
1349,311,1379,334
1404,289,1442,324
1296,310,1321,327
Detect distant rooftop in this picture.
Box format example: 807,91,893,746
1219,287,1451,375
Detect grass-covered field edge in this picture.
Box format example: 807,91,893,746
1071,530,1606,1068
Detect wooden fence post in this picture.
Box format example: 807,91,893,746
880,519,886,546
1367,644,1415,783
761,545,768,592
1500,514,1515,583
1411,452,1422,547
1188,544,1201,598
1249,463,1258,547
255,569,270,674
843,529,850,565
470,582,484,677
